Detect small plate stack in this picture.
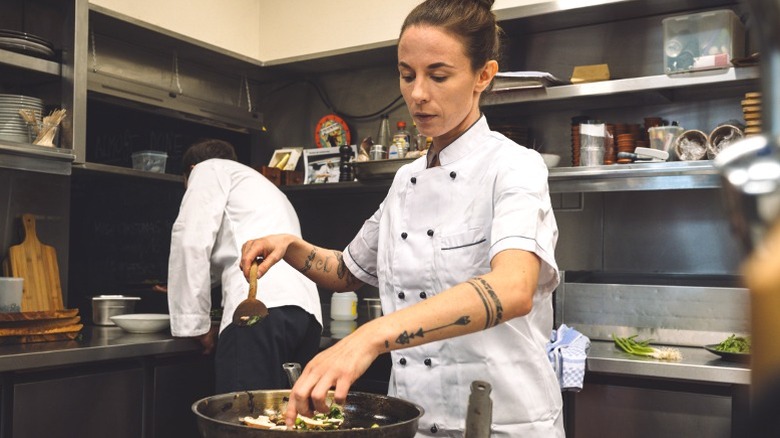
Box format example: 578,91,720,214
0,94,42,143
742,91,761,137
0,29,55,59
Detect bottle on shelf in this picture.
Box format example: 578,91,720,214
392,121,411,158
411,122,424,152
376,115,392,151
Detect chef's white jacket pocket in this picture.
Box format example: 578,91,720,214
437,228,490,287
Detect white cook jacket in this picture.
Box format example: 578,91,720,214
344,116,564,437
168,159,322,337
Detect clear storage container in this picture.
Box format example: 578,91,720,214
131,150,168,173
663,9,745,74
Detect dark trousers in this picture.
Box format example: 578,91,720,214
215,305,322,393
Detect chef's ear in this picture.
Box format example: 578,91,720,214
475,60,498,93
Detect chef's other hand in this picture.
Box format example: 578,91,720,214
284,322,380,427
240,234,294,280
196,324,219,355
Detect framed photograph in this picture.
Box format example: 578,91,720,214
268,147,303,171
303,146,356,184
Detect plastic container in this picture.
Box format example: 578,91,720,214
648,126,684,156
131,150,168,173
330,291,357,321
0,277,23,312
663,9,745,74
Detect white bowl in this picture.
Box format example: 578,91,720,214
541,153,561,168
110,314,170,334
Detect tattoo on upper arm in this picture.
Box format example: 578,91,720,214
467,277,504,329
300,248,317,274
333,251,359,286
395,316,471,345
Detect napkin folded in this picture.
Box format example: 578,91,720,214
546,324,591,392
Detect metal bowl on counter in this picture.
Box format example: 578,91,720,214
193,390,423,437
91,295,141,326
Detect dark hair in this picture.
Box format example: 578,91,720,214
182,138,238,177
400,0,502,71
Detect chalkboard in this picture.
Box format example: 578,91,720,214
86,100,250,174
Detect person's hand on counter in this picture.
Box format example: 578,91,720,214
195,324,219,355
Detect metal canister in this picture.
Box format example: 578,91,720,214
370,144,387,160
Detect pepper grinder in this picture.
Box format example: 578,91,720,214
339,142,354,182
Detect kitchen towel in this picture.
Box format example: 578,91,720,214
546,324,591,392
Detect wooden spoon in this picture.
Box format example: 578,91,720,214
232,260,269,326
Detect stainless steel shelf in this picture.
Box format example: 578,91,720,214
549,161,721,193
0,48,61,77
0,142,74,175
482,67,759,109
73,161,183,183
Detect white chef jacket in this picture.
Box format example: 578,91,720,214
168,159,322,337
344,116,564,437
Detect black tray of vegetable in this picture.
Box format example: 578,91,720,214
704,334,751,363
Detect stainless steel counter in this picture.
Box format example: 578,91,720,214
0,325,201,373
587,340,750,385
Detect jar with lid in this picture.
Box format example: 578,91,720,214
330,291,358,321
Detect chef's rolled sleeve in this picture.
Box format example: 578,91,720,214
490,151,560,294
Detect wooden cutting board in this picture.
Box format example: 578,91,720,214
5,214,64,312
0,324,82,345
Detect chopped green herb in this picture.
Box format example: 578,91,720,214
714,334,750,354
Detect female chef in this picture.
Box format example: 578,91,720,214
241,0,563,435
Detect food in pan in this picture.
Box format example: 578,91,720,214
242,405,359,431
612,334,683,361
712,334,750,354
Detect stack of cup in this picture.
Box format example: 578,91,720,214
579,121,606,166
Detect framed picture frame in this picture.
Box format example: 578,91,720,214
303,146,356,184
268,147,303,171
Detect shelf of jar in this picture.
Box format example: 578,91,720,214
278,160,722,195
481,67,759,112
0,141,74,175
72,161,183,183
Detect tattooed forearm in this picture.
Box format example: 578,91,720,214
300,248,317,274
333,251,359,287
314,256,332,273
467,277,504,329
395,316,471,345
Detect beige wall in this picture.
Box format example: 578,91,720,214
90,0,552,63
89,0,263,60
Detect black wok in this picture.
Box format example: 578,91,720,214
192,390,423,437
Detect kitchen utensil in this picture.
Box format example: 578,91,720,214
232,261,269,326
91,295,141,325
5,214,64,311
464,381,493,438
282,362,301,388
32,108,66,147
110,313,170,334
193,389,424,437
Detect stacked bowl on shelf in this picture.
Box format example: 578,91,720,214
0,94,42,144
742,91,761,137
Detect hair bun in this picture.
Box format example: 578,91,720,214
476,0,495,9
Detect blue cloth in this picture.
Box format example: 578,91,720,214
546,324,591,392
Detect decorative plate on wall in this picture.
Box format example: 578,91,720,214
315,114,350,148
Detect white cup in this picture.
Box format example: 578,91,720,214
0,278,24,313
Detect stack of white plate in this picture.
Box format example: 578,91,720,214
0,94,42,143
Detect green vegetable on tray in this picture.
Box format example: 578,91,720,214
612,334,683,361
713,334,751,354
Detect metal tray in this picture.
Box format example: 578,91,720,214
352,157,416,181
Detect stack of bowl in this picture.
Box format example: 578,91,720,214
0,94,42,143
742,91,761,137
